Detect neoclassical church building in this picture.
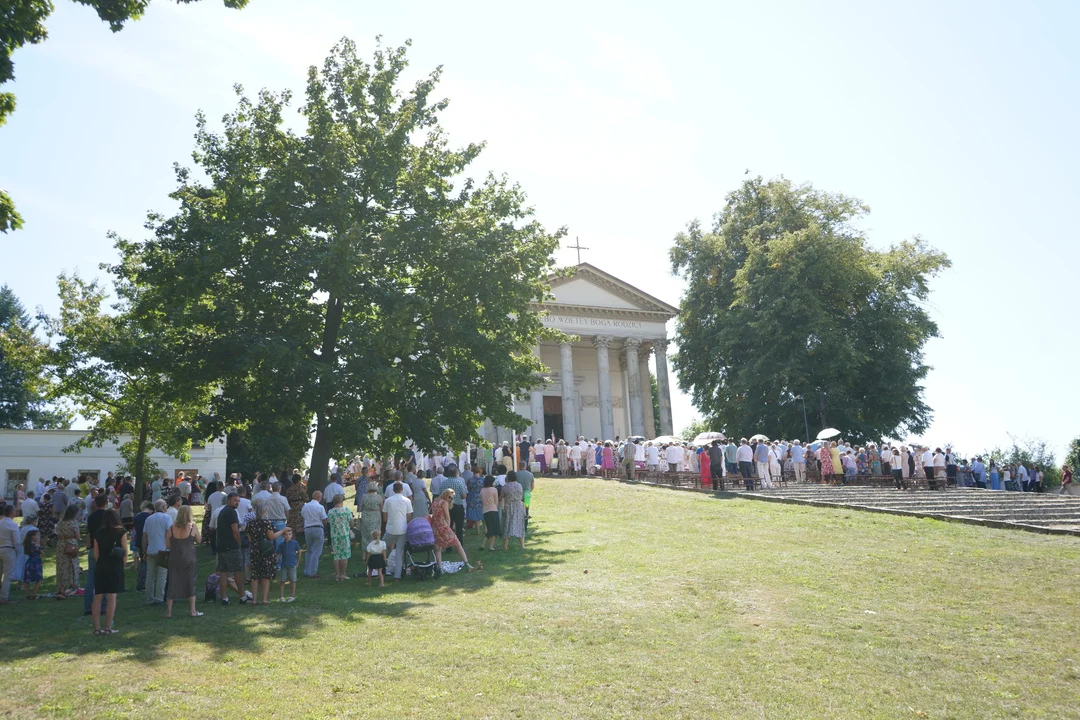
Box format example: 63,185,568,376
482,263,678,444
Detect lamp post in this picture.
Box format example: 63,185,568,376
799,394,811,443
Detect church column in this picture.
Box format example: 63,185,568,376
654,338,674,436
559,340,579,442
593,335,615,441
624,338,645,436
619,354,631,437
530,344,544,440
638,344,655,437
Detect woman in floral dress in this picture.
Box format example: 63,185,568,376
501,473,526,549
55,506,81,598
327,496,353,581
430,490,473,569
818,444,834,483
36,492,55,542
285,475,307,539
856,447,870,476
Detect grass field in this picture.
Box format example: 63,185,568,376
3,478,1079,719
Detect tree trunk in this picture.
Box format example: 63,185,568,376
818,391,827,431
306,292,344,497
133,404,150,507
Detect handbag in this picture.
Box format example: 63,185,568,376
110,545,125,559
156,550,170,569
259,538,275,555
62,541,79,558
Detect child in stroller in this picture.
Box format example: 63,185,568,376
404,517,441,581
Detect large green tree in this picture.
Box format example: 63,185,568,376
115,38,563,493
0,0,249,233
32,273,218,505
670,176,950,443
0,284,71,428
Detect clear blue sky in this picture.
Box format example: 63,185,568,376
1,0,1076,460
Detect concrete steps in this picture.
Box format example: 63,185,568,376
738,485,1080,536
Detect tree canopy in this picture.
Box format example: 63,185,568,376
115,38,564,492
0,0,249,233
0,284,71,428
669,176,950,444
31,273,218,504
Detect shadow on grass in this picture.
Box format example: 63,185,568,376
6,516,579,664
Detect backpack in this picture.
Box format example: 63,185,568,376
204,573,220,603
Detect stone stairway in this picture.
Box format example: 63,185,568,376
738,485,1080,536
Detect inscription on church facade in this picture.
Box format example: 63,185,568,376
542,315,644,330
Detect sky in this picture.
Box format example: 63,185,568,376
1,0,1077,461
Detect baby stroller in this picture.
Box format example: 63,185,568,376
405,517,441,581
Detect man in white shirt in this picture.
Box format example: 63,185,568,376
21,492,38,522
176,474,192,501
664,443,681,473
890,446,904,488
569,442,582,476
921,447,934,478
142,500,174,605
301,491,328,577
646,443,660,471
736,440,754,490
324,476,345,509
381,482,413,581
881,446,893,476
791,440,806,483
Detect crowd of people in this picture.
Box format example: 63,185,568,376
450,435,1070,498
0,456,534,634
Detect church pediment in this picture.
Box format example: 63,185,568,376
543,263,679,316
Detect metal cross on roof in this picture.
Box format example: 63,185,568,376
567,236,589,264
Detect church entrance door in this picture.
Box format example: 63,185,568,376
542,396,564,442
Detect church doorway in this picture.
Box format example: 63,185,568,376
543,395,563,442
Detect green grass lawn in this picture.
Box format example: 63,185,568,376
3,478,1080,719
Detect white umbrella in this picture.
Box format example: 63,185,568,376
691,431,726,445
749,433,770,442
816,428,841,440
651,435,683,445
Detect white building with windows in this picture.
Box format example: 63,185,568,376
482,263,678,444
0,429,227,498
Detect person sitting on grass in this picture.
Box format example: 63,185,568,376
365,530,387,587
278,527,301,602
21,530,42,600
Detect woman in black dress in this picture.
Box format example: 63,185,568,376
92,509,127,635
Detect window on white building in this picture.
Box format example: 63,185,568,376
79,470,100,484
5,470,28,499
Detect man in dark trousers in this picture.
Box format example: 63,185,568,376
709,440,725,491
